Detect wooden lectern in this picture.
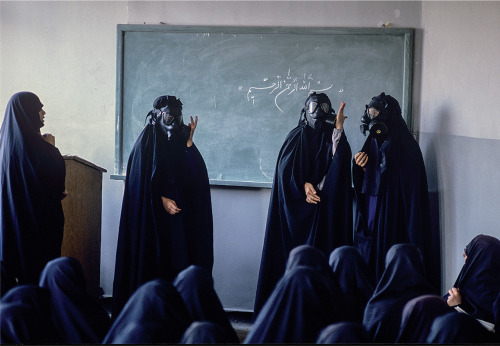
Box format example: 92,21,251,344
61,155,106,298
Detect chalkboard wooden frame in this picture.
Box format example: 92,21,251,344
114,25,413,188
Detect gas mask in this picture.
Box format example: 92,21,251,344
159,105,183,134
303,92,336,131
360,93,390,137
151,95,184,138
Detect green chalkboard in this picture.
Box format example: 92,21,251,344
115,25,413,187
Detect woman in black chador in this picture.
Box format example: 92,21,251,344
253,93,352,317
1,92,66,295
112,95,213,318
353,92,440,290
444,234,500,331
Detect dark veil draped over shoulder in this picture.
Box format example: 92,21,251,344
363,243,435,343
453,234,500,323
1,92,66,293
39,257,111,343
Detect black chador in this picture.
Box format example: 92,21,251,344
354,92,440,290
112,96,213,318
1,92,66,294
253,93,353,317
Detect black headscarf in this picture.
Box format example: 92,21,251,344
285,244,332,274
316,321,369,343
246,266,351,343
247,245,353,343
104,279,192,344
0,285,60,343
396,294,454,343
180,321,234,344
453,234,500,323
329,245,375,322
363,243,435,342
39,257,111,343
1,92,66,292
173,265,239,343
427,311,497,343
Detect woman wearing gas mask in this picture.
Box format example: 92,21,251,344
111,95,213,319
352,92,440,291
253,92,353,318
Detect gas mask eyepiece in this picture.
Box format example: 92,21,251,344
308,101,331,114
159,106,182,127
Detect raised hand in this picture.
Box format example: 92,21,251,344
187,116,198,148
336,101,347,129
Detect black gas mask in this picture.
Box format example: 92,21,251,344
302,92,336,131
360,92,390,137
150,95,184,137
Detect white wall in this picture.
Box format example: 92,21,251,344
2,1,499,310
0,0,127,297
419,1,500,293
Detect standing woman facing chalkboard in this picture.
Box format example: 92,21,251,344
112,95,213,319
253,92,353,318
1,92,67,295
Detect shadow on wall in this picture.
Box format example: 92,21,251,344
422,105,452,295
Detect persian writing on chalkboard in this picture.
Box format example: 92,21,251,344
240,68,344,113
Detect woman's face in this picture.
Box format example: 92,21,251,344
39,108,46,127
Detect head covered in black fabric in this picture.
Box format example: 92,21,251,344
0,92,45,165
363,243,435,342
376,243,433,299
316,321,369,344
2,92,44,135
246,265,352,343
427,311,497,343
105,279,192,344
1,284,51,308
172,265,239,343
285,244,331,274
39,257,111,343
329,246,375,322
453,234,500,323
0,285,60,344
180,321,233,344
396,294,454,343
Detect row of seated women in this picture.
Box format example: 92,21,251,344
248,235,499,343
0,257,239,344
1,234,499,344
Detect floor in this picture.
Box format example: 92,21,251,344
228,310,253,343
